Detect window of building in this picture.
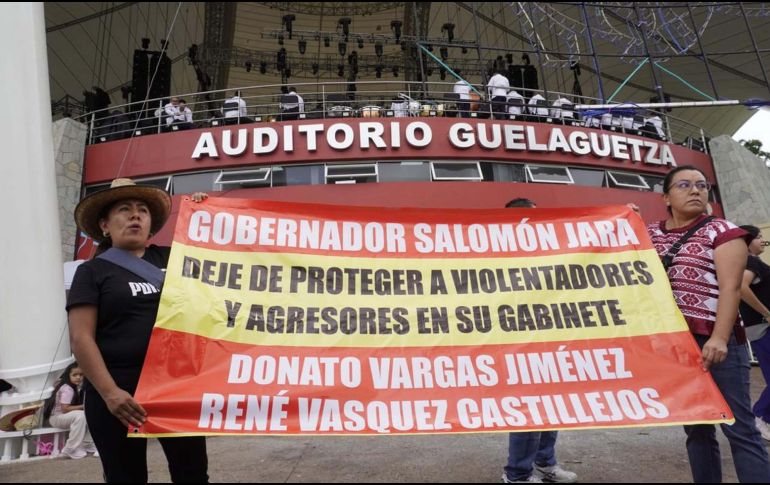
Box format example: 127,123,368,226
568,168,605,187
215,168,271,188
272,164,324,186
480,163,526,183
172,172,218,195
325,164,378,184
607,171,650,190
525,165,574,184
134,176,171,192
378,161,432,182
641,174,665,193
430,161,483,181
83,183,110,196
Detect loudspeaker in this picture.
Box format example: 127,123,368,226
148,52,172,100
507,65,523,89
130,49,149,110
523,65,539,92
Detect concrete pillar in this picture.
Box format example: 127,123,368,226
0,3,72,407
710,134,770,227
53,118,87,262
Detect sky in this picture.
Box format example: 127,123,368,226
733,109,770,150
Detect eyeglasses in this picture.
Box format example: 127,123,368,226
668,180,711,192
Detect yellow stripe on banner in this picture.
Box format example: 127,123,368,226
154,243,686,348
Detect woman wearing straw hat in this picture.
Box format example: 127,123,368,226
67,178,209,483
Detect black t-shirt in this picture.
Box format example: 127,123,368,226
739,255,770,326
66,245,170,376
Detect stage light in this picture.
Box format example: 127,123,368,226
141,38,150,50
441,23,455,43
440,47,449,61
348,50,358,74
462,46,468,54
259,61,267,74
311,63,319,74
375,64,383,78
298,39,307,54
392,65,399,77
338,64,345,77
187,44,198,64
357,37,364,49
277,48,287,71
338,41,347,57
278,33,284,46
375,42,383,58
324,35,330,47
338,17,352,42
282,14,296,39
245,61,252,73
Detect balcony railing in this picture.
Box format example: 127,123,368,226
75,80,711,153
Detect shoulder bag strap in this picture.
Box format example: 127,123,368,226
97,247,165,289
663,216,715,264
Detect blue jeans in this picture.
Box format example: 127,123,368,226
684,334,770,483
752,332,770,422
504,431,558,480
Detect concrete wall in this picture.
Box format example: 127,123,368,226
52,117,87,261
710,134,770,227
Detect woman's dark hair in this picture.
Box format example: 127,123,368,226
740,224,761,242
505,197,536,208
662,165,708,194
92,200,118,258
93,236,112,257
43,362,83,420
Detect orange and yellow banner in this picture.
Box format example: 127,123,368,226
132,198,732,437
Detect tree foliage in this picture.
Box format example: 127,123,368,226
741,139,770,162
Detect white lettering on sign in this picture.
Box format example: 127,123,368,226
187,211,642,255
190,121,679,167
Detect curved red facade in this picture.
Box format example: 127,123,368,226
79,118,718,258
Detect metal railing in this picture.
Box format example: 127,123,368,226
75,80,711,153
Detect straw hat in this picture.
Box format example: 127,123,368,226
74,178,172,242
0,404,42,432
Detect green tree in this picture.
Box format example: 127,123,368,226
740,139,770,162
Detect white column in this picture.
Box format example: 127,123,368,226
0,2,72,406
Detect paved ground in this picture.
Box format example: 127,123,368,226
2,367,767,483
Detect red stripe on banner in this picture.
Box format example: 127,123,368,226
133,328,731,436
173,198,653,259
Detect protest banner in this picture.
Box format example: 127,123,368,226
132,198,732,437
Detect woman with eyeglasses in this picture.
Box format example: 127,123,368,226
737,224,770,442
646,165,770,483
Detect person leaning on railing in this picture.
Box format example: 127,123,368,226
487,68,510,119
174,99,194,130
